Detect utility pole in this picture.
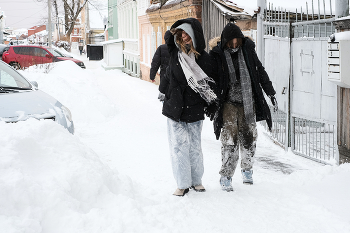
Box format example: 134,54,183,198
257,0,266,64
48,0,52,47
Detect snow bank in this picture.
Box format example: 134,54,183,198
1,59,349,232
0,119,137,232
21,61,118,126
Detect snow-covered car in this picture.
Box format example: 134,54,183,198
0,60,74,134
53,49,73,58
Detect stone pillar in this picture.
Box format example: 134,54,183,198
335,0,349,18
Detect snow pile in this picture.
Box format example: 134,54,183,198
0,119,138,232
0,59,349,232
332,31,350,41
22,61,117,126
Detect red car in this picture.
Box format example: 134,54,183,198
2,45,85,69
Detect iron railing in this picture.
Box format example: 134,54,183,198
291,117,337,164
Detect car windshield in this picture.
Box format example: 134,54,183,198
0,61,31,89
47,48,62,57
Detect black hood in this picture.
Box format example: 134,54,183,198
220,23,244,50
164,30,172,44
168,18,205,53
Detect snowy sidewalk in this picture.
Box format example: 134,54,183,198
1,57,349,233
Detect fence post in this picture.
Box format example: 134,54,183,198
257,0,266,64
335,0,349,18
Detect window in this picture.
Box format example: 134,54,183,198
0,62,31,88
74,29,77,35
34,48,49,57
0,70,17,87
13,46,35,55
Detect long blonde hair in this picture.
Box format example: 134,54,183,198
171,28,200,58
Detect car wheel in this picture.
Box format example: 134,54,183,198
10,62,21,70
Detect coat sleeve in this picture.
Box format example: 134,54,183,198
150,46,162,80
159,65,170,95
249,42,276,96
208,50,220,95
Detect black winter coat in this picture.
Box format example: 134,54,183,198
149,44,170,81
149,31,171,81
210,37,276,139
159,18,214,123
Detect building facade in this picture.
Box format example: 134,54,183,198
108,0,118,40
105,0,139,76
140,0,253,82
138,0,153,83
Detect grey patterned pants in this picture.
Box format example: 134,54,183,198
219,103,257,177
167,118,204,189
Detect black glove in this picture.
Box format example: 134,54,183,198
204,101,218,121
269,95,278,112
158,92,165,102
213,111,223,140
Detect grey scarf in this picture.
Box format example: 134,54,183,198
224,48,255,124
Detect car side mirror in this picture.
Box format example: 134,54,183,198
45,54,52,59
30,81,38,88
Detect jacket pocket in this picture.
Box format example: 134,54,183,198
163,86,184,120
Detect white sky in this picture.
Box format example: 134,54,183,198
0,0,47,29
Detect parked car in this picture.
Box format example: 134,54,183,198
0,60,74,134
0,45,9,60
2,45,85,69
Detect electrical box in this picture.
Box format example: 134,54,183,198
327,40,350,88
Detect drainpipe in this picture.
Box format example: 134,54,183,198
257,0,266,64
0,14,3,44
335,0,349,18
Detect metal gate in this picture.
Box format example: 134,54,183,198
262,0,339,165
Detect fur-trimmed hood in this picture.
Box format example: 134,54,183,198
209,37,221,50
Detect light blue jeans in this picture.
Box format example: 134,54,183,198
167,118,204,189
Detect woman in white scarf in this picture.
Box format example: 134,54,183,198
159,18,217,196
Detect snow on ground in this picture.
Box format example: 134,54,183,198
1,51,350,232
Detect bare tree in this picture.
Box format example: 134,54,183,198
62,0,88,39
36,0,105,42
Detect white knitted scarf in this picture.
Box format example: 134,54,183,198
178,51,217,104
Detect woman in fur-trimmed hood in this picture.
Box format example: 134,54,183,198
158,18,217,197
208,22,277,191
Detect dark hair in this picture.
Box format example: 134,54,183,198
225,38,243,49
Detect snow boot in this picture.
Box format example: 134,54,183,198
220,176,234,192
241,170,253,185
173,188,189,197
191,184,206,192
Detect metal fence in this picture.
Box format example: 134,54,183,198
291,117,337,164
262,0,338,165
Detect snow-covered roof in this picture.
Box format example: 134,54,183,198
35,30,48,36
146,3,161,12
212,0,252,18
335,15,350,21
